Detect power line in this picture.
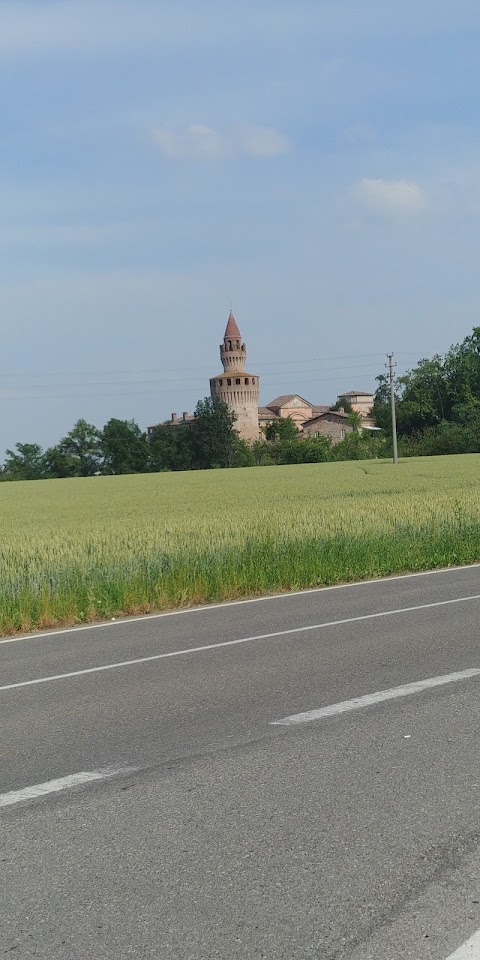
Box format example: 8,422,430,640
0,363,386,391
0,351,416,381
0,369,406,404
0,366,386,391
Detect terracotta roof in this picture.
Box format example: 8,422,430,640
266,395,313,410
224,311,241,340
147,415,195,430
311,405,330,416
258,406,280,419
338,390,373,397
303,410,350,426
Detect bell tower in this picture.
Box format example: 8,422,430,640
210,311,260,442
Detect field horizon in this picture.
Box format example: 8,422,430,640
1,454,480,636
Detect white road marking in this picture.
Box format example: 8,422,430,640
1,562,479,645
445,928,480,959
0,766,135,808
270,668,480,726
1,593,480,693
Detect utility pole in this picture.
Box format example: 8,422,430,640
387,353,398,464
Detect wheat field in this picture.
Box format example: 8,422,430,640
1,455,480,634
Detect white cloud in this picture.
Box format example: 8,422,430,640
153,126,229,161
238,126,290,157
152,125,290,161
353,178,427,215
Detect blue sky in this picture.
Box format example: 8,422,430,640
1,0,479,451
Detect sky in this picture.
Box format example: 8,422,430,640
1,0,480,452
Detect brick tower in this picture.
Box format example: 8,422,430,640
210,311,260,442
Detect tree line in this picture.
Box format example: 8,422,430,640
0,396,382,482
374,326,480,456
3,325,479,481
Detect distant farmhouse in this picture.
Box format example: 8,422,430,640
148,313,376,443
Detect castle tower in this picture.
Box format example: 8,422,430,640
210,311,260,442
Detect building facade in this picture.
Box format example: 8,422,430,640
337,390,374,419
302,410,353,443
258,395,330,432
209,312,260,442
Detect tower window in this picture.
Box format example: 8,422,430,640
228,340,232,351
245,378,249,384
252,378,256,384
236,378,241,385
218,380,222,386
227,378,232,386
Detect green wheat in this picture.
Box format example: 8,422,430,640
1,455,480,634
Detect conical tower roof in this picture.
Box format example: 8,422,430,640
224,310,241,340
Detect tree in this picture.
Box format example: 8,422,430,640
347,411,363,431
333,431,385,461
58,419,102,477
396,355,449,435
264,416,299,441
372,374,393,433
230,437,256,467
330,398,353,414
3,443,45,480
42,445,77,479
148,423,194,472
373,328,480,445
102,419,148,475
445,327,480,416
191,397,237,469
251,436,332,466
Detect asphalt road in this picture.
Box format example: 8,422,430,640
1,565,480,959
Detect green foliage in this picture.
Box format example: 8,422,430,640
332,431,385,461
374,327,480,456
59,419,102,477
230,437,256,467
445,327,480,413
264,416,299,441
42,446,77,479
102,419,148,475
251,437,332,465
330,398,353,414
346,410,363,430
3,443,45,481
148,423,192,472
397,355,450,434
372,374,392,432
192,396,238,469
399,417,480,457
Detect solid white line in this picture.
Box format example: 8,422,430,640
1,561,480,646
0,766,135,808
2,593,480,693
445,928,480,959
270,668,480,726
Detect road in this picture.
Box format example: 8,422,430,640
1,565,480,959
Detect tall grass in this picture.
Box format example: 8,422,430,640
1,455,480,634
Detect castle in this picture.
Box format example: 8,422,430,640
148,312,375,442
209,312,260,442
